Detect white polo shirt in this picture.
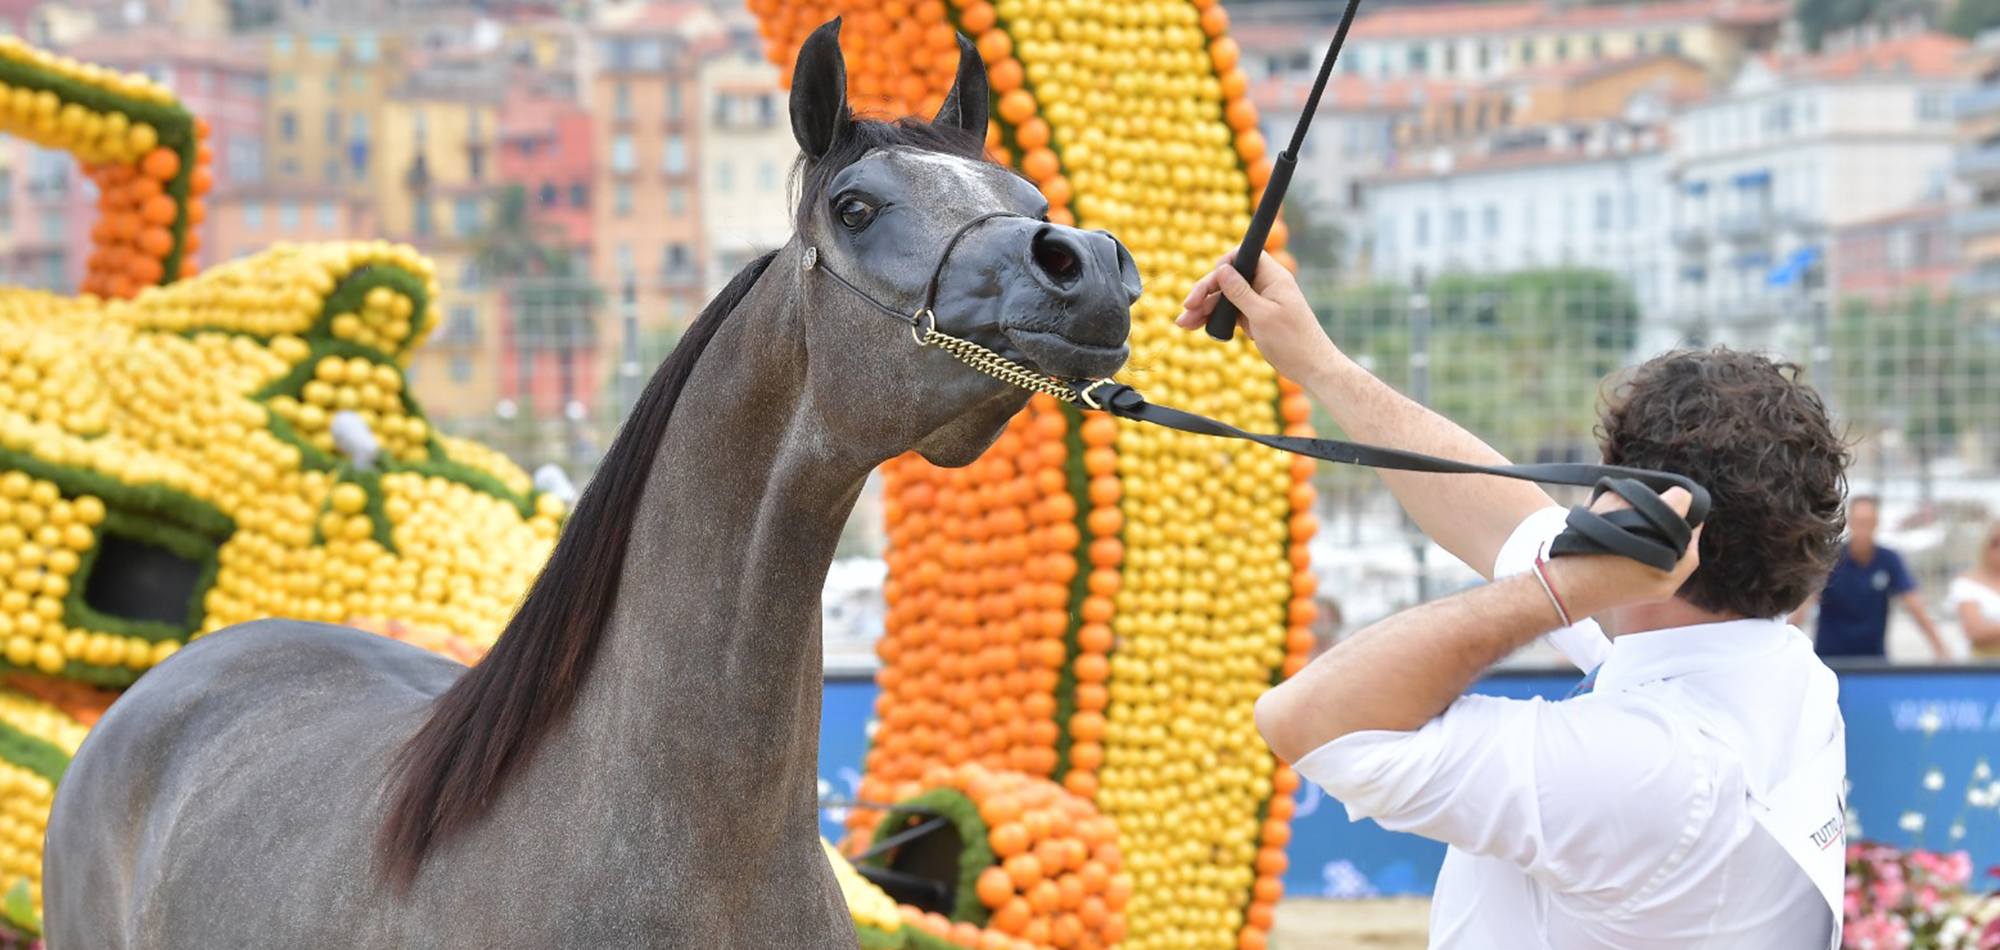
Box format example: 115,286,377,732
1295,507,1845,949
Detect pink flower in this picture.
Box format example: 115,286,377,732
1872,878,1907,910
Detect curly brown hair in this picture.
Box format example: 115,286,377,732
1598,349,1850,618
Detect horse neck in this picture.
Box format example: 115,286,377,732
572,276,863,822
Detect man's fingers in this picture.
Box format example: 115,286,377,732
1214,265,1267,314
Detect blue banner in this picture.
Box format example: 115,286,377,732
817,667,2000,898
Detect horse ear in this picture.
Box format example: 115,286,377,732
790,18,851,162
932,32,989,138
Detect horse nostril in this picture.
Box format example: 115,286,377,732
1031,228,1084,289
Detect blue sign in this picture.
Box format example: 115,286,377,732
1768,246,1821,287
816,667,2000,898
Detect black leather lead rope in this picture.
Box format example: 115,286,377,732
1076,381,1709,568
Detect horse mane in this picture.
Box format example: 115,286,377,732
375,113,989,887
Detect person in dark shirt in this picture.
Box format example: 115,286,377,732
1791,496,1949,660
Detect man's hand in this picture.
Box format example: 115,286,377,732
1175,252,1340,389
1543,487,1704,621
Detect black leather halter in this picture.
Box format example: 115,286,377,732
801,210,1706,570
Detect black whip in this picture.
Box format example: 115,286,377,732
1206,0,1366,341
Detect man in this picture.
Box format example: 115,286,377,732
1178,255,1849,948
1791,496,1950,661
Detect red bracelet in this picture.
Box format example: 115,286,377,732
1532,544,1573,627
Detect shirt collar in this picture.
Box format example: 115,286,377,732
1593,617,1796,694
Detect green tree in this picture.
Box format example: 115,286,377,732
1827,292,2000,481
1945,0,2000,37
1306,267,1641,466
1282,187,1346,275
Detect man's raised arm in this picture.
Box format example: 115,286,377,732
1177,253,1557,578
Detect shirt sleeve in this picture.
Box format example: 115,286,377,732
1293,692,1714,899
1887,550,1917,595
1493,506,1610,671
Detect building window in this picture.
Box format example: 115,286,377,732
412,109,428,143
539,182,558,207
611,133,635,173
1635,34,1650,53
669,185,688,215
226,136,264,184
1443,45,1457,74
323,159,339,184
1414,209,1429,246
614,82,632,122
568,183,588,208
353,33,379,64
279,200,301,232
668,82,684,123
1595,193,1613,232
664,134,688,175
453,196,481,236
37,209,61,243
1482,203,1499,239
634,40,664,70
1554,37,1569,60
1918,90,1949,122
1662,33,1681,53
1519,40,1535,64
449,356,471,382
468,145,484,182
325,110,340,142
279,157,299,177
758,161,778,191
279,111,297,141
317,200,338,231
1447,206,1466,242
276,73,297,94
349,112,369,139
459,260,483,290
615,243,634,277
615,181,633,217
414,200,433,237
349,74,367,92
1408,45,1428,74
662,242,689,278
1588,35,1603,59
718,162,735,191
309,34,339,55
273,33,294,55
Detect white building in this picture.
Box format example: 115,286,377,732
1360,122,1679,349
1668,31,1969,344
1341,0,1785,86
697,46,794,298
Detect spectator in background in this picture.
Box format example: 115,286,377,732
1947,521,2000,661
1791,496,1950,661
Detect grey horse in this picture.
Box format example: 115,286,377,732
43,18,1139,948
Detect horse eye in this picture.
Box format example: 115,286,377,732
839,198,877,231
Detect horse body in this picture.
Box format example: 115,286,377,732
45,19,1136,947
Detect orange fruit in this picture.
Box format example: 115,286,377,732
141,147,180,181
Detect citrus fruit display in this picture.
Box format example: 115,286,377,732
0,35,567,930
0,35,210,298
750,3,1317,949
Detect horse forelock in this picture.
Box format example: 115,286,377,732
375,248,779,887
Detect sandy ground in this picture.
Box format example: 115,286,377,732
1272,898,1431,949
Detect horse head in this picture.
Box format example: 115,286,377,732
785,18,1140,468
